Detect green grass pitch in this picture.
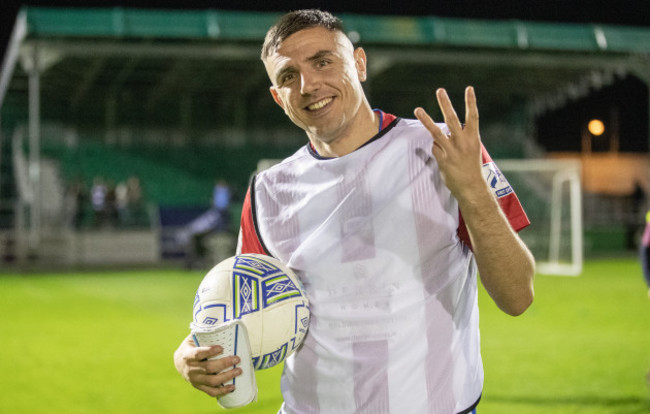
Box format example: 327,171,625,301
0,258,648,413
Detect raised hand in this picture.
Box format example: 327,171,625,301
414,86,484,201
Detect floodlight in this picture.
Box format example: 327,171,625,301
588,119,605,136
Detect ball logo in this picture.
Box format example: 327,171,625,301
254,343,288,369
263,275,301,306
235,274,260,318
234,255,279,275
202,316,219,325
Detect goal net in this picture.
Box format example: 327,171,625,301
257,158,583,276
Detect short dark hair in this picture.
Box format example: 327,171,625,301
261,9,344,60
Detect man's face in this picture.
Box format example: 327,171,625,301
263,27,368,145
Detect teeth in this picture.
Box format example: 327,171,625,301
308,98,332,111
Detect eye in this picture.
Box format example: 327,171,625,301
316,59,331,68
280,72,296,85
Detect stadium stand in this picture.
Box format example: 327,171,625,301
1,7,649,266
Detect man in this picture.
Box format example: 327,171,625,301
174,9,535,414
641,211,650,299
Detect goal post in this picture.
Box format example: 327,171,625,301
257,158,584,276
498,159,583,276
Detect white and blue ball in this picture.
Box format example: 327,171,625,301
193,253,310,370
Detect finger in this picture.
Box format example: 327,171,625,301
180,333,224,362
436,88,462,135
194,365,243,396
189,362,242,386
182,334,196,345
192,356,242,384
431,139,446,161
414,107,449,159
464,86,479,135
192,345,224,362
196,382,236,397
199,365,242,384
205,356,241,374
414,107,449,142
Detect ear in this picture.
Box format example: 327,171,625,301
353,47,368,82
269,86,285,109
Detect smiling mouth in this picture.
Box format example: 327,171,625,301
306,97,333,111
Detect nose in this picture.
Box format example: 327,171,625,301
300,69,321,95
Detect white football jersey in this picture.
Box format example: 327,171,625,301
239,116,528,414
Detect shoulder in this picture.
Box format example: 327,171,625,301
254,145,311,191
392,117,449,135
384,118,449,146
257,145,309,175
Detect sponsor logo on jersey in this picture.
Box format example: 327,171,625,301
482,162,513,198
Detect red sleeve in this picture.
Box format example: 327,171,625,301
238,185,268,255
457,145,531,249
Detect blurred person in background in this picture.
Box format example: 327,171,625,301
641,211,650,299
64,177,88,229
181,178,232,269
90,176,107,228
212,178,232,230
117,176,145,227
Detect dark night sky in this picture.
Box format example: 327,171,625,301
2,0,650,50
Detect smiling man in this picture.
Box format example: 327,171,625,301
174,9,535,414
263,22,376,157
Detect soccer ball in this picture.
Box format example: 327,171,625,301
193,253,310,370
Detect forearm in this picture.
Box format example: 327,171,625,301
458,186,535,316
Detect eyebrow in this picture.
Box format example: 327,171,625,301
307,50,334,63
274,49,335,84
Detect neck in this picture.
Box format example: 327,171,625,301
308,104,378,158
